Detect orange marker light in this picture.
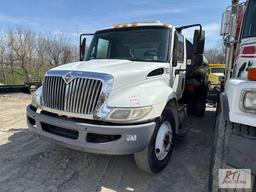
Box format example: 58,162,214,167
248,68,256,81
113,24,121,28
162,24,170,27
131,22,138,27
122,24,129,28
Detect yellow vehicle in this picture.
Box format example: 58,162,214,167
208,64,225,85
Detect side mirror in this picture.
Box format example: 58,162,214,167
193,30,205,55
220,10,232,36
80,37,86,61
223,34,237,47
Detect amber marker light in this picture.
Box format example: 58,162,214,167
113,24,121,28
131,22,138,27
162,24,170,27
248,67,256,81
122,24,129,28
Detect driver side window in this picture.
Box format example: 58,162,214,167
97,39,110,58
89,38,110,59
172,32,184,66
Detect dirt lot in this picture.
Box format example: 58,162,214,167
0,94,215,192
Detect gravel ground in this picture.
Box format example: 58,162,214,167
0,94,215,192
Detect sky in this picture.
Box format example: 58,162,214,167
0,0,230,49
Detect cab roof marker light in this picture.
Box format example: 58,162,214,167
130,22,138,27
113,24,121,28
122,24,129,28
162,24,170,27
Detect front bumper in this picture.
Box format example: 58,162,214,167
225,79,256,127
26,105,156,155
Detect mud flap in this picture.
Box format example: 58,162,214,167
177,104,190,137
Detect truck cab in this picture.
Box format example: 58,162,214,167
27,21,206,173
208,64,225,86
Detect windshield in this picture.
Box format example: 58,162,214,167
210,68,225,74
86,27,170,62
241,0,256,38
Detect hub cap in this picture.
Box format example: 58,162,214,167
155,121,173,160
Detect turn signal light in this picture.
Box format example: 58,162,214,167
248,68,256,81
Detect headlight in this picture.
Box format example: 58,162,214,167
108,106,152,122
218,76,224,82
240,89,256,113
31,86,42,108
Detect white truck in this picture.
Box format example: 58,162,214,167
209,0,256,191
26,21,207,173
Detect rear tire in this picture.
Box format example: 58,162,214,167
194,86,207,117
194,96,206,117
134,108,176,174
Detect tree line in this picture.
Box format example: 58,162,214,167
0,27,225,85
204,40,225,64
0,28,78,85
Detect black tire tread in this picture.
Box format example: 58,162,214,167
134,106,176,174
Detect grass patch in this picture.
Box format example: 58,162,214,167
0,66,47,85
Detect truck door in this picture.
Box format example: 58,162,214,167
172,32,186,99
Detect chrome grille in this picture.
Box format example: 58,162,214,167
42,76,103,115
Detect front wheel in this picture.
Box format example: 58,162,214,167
134,108,175,174
209,104,229,192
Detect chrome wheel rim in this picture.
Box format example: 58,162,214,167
155,121,173,161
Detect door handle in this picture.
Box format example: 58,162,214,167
175,69,186,75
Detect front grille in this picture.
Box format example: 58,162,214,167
42,76,103,115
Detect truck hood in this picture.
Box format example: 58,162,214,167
49,59,168,90
211,73,224,77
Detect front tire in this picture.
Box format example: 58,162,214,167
209,104,229,192
134,108,176,174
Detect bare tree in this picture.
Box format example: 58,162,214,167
36,35,49,78
45,33,70,66
0,27,78,84
6,28,37,82
205,40,225,64
0,35,7,84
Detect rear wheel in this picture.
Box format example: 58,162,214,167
194,86,207,117
134,108,175,174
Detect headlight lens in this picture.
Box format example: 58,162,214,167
218,76,224,82
31,86,42,108
108,106,152,121
241,89,256,113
